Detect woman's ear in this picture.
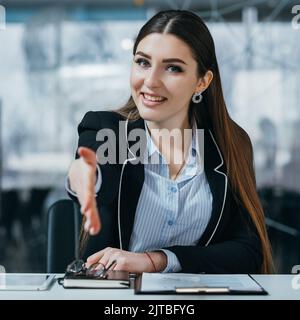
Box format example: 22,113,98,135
195,70,214,93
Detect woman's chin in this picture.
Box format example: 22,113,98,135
137,107,163,122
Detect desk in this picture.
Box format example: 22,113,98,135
0,275,299,300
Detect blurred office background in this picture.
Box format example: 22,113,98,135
0,0,299,273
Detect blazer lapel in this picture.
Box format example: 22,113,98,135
198,129,228,246
118,117,145,250
117,117,228,249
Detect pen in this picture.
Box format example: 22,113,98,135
175,287,230,293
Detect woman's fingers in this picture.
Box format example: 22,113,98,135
86,248,118,269
86,248,109,268
86,249,161,273
68,148,101,235
78,180,101,235
85,171,95,206
78,147,97,167
95,252,112,270
81,188,94,213
108,260,117,271
84,205,101,235
72,147,101,235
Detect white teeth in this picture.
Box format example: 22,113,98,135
143,94,165,102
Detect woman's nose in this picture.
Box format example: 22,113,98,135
144,69,162,88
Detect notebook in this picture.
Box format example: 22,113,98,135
135,273,268,295
62,270,130,289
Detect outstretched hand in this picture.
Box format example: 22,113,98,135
68,146,101,235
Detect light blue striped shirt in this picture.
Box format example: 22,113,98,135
66,122,213,273
128,123,213,272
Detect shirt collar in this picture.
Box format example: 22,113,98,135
144,121,203,174
144,122,159,158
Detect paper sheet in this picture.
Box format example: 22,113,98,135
140,273,263,292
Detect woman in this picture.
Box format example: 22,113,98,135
67,10,273,274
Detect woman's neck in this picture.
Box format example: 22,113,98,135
145,113,191,133
145,114,192,164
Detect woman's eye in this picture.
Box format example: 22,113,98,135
135,58,149,68
134,58,183,73
167,65,183,73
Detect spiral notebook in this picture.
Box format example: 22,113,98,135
135,273,268,295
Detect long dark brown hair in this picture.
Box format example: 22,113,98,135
114,10,274,273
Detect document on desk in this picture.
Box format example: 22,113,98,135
135,273,267,295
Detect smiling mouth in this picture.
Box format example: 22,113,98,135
141,93,167,103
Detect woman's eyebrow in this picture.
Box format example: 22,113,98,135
135,51,187,65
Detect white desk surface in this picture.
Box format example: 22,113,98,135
0,274,299,300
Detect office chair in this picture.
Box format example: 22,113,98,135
47,199,82,273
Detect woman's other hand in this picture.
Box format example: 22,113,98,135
85,247,167,273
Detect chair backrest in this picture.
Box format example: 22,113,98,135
47,199,82,273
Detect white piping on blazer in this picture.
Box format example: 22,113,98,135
117,119,228,250
204,130,228,246
117,115,136,250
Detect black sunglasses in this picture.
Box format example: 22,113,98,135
66,259,117,278
66,203,116,278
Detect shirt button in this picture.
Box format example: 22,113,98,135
170,186,177,193
168,220,173,226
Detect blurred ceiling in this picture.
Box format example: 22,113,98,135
1,0,299,21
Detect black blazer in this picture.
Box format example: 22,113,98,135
69,111,263,274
